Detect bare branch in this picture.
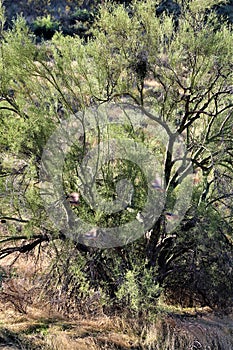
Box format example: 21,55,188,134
0,217,29,223
0,235,50,260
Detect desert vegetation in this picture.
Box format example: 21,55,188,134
0,0,233,349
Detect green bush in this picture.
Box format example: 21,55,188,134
116,266,161,314
32,15,59,39
72,8,94,22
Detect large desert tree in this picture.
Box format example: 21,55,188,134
0,0,232,310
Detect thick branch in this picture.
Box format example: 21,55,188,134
0,234,50,259
0,216,29,223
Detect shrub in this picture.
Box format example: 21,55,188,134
72,8,94,23
116,265,161,315
32,14,59,40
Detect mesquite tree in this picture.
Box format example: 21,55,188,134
0,0,232,310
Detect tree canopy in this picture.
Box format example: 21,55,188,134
0,0,233,312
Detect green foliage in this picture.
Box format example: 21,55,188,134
62,122,149,228
32,15,60,39
72,8,94,22
0,0,5,34
0,0,232,314
116,265,161,313
33,14,59,30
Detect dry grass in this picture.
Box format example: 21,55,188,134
140,313,233,350
0,249,233,349
1,297,233,350
0,301,140,350
0,252,140,350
